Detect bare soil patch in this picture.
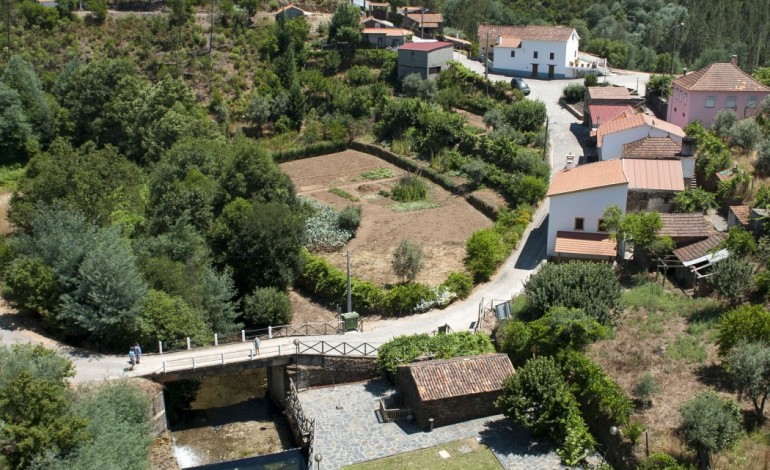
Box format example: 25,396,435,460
470,188,507,214
0,192,13,235
281,151,494,286
453,108,487,130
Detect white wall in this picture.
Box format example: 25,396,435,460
599,126,684,160
547,184,628,257
681,156,695,180
492,34,579,78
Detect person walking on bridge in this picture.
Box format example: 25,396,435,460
128,349,136,371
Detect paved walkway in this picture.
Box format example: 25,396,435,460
299,379,565,470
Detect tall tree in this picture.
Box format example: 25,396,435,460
0,82,37,163
2,55,54,145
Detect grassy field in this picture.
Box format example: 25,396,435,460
343,438,502,470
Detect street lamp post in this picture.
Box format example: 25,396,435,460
314,453,323,470
670,22,684,76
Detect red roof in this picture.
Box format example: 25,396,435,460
589,104,634,127
555,231,617,258
478,24,575,42
587,86,633,100
673,232,728,262
596,113,685,146
399,41,453,52
406,13,443,26
622,158,684,192
400,354,515,401
548,158,684,196
362,28,411,37
730,205,750,226
547,159,626,196
674,62,770,92
622,136,682,158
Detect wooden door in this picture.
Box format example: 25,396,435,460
531,64,538,78
548,64,555,79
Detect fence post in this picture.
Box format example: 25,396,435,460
159,341,163,355
268,326,273,339
278,344,282,356
321,342,325,354
192,357,196,369
221,353,224,365
294,339,300,354
163,361,166,373
187,337,191,350
343,343,346,355
214,333,218,346
241,330,246,342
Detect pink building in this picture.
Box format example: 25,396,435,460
667,56,770,129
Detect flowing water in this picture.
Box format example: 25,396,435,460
166,369,294,468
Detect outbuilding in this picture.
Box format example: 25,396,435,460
396,354,515,430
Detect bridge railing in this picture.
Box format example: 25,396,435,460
156,340,382,374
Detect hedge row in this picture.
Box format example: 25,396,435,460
296,249,474,316
271,140,348,163
376,331,495,376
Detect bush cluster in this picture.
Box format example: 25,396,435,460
391,175,428,202
300,197,357,252
464,206,532,281
376,331,495,375
562,83,585,103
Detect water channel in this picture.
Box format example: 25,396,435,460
165,369,294,468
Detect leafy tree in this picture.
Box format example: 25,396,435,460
523,261,621,324
718,304,770,355
2,55,55,145
243,286,292,327
392,239,424,283
673,189,716,213
401,73,437,102
755,138,770,177
708,256,753,306
679,391,742,470
136,290,210,346
725,341,770,423
464,228,507,281
723,226,757,257
0,344,88,469
3,256,60,317
9,139,145,229
328,3,361,48
712,109,738,139
58,227,148,347
413,106,467,157
211,198,305,293
633,373,660,408
0,82,38,163
496,356,594,464
338,205,361,231
729,118,762,153
501,99,547,132
376,332,494,375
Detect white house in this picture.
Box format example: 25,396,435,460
596,113,685,161
546,158,685,259
477,25,579,79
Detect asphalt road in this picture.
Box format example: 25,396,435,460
0,58,650,381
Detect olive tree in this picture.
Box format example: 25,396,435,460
392,239,424,283
679,391,742,469
725,341,770,423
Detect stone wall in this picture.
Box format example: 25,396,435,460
416,392,501,429
627,190,675,213
290,355,381,387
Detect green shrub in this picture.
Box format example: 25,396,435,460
632,373,659,408
383,282,433,315
440,272,473,299
329,187,359,202
524,261,621,324
301,197,356,252
717,304,770,355
562,83,585,103
391,175,428,202
346,65,377,85
3,256,60,316
638,453,692,470
392,239,423,282
243,287,292,327
465,228,507,282
501,99,547,132
376,331,494,375
667,335,707,363
584,73,598,86
358,168,395,180
625,421,646,445
673,189,716,213
708,256,753,305
338,205,362,231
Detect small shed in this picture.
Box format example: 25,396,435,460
396,354,515,430
274,4,306,20
658,212,710,247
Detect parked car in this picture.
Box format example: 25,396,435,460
511,77,530,95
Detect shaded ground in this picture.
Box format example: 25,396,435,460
281,151,493,286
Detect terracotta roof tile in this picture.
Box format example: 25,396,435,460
674,62,770,92
730,205,751,226
478,24,575,42
622,159,684,191
399,41,453,52
622,136,682,158
659,213,710,238
363,28,411,36
673,232,728,262
406,13,444,25
275,4,304,13
555,231,616,257
587,87,632,100
547,159,626,196
498,37,522,48
400,354,515,402
596,113,685,147
589,104,634,127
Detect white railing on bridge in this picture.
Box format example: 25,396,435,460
156,340,382,374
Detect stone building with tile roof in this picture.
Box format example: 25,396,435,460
396,354,515,429
667,56,770,128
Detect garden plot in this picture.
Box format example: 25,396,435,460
280,150,493,286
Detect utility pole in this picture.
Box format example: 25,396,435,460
346,251,352,313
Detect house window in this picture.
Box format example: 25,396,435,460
574,218,584,231
598,219,606,231
726,96,737,109
748,96,757,108
510,50,515,58
533,51,538,59
410,52,415,59
428,66,441,75
377,37,383,45
705,96,715,108
549,52,554,60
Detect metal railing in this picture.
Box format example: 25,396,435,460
156,340,381,374
379,394,413,422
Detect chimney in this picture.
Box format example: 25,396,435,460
680,136,696,157
731,54,738,66
497,34,502,45
565,153,576,170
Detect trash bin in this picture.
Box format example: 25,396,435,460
340,312,359,331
